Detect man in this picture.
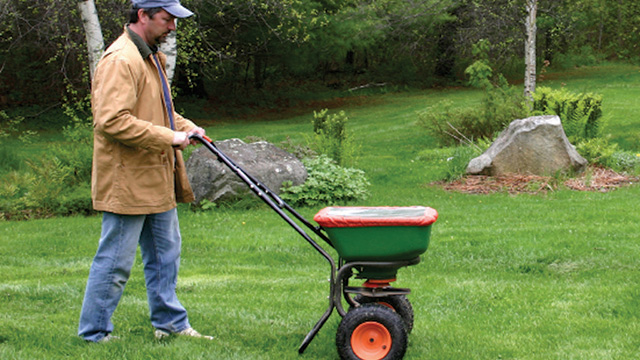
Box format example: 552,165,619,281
78,0,211,343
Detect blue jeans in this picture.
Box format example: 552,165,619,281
78,209,190,342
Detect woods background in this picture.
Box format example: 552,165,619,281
1,0,639,112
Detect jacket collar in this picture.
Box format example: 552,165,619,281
126,25,158,59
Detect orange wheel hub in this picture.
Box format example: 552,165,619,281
350,321,392,360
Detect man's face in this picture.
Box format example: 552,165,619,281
142,9,176,46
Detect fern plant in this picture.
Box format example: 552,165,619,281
532,87,603,143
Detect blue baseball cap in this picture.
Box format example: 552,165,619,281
132,0,194,18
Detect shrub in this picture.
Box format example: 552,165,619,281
531,87,604,143
483,76,529,131
280,155,370,207
55,183,94,216
576,137,640,173
464,40,493,89
310,109,358,166
575,137,618,166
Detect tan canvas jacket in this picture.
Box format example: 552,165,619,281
91,28,196,215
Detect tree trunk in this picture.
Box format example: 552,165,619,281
159,23,178,85
524,0,537,104
253,54,265,89
78,0,104,80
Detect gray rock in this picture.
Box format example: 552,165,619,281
186,138,307,204
466,115,587,176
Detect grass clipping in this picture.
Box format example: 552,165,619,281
438,166,639,195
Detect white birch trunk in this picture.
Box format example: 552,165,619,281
78,0,104,80
159,21,178,85
524,0,538,103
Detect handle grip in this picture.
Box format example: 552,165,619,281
189,133,212,143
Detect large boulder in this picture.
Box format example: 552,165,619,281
186,138,307,204
466,115,588,176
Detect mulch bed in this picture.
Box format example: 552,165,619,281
437,166,639,195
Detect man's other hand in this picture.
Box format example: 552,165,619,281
187,126,206,145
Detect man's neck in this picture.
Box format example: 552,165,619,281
126,25,156,58
127,22,148,45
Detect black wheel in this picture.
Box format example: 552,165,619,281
353,294,414,334
336,303,407,360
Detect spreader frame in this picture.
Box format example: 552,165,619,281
190,134,430,356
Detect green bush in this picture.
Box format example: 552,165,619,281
532,87,603,143
280,155,370,207
54,183,94,216
310,109,358,166
464,40,493,89
575,137,617,166
576,137,640,173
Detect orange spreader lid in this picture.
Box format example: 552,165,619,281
313,206,438,228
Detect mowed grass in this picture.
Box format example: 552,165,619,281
1,63,640,359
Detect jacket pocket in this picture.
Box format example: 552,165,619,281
114,163,172,207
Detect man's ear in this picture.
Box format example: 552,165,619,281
137,9,149,24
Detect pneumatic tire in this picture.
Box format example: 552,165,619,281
353,294,414,334
336,303,407,360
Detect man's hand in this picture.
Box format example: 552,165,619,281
187,126,206,145
172,131,190,150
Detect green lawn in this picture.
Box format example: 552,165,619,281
1,63,640,359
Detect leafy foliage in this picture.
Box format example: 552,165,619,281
552,46,603,69
0,104,94,219
575,138,640,173
279,155,369,207
4,0,640,113
464,40,493,89
575,137,618,166
310,109,358,166
0,110,38,144
607,151,640,174
531,86,604,143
